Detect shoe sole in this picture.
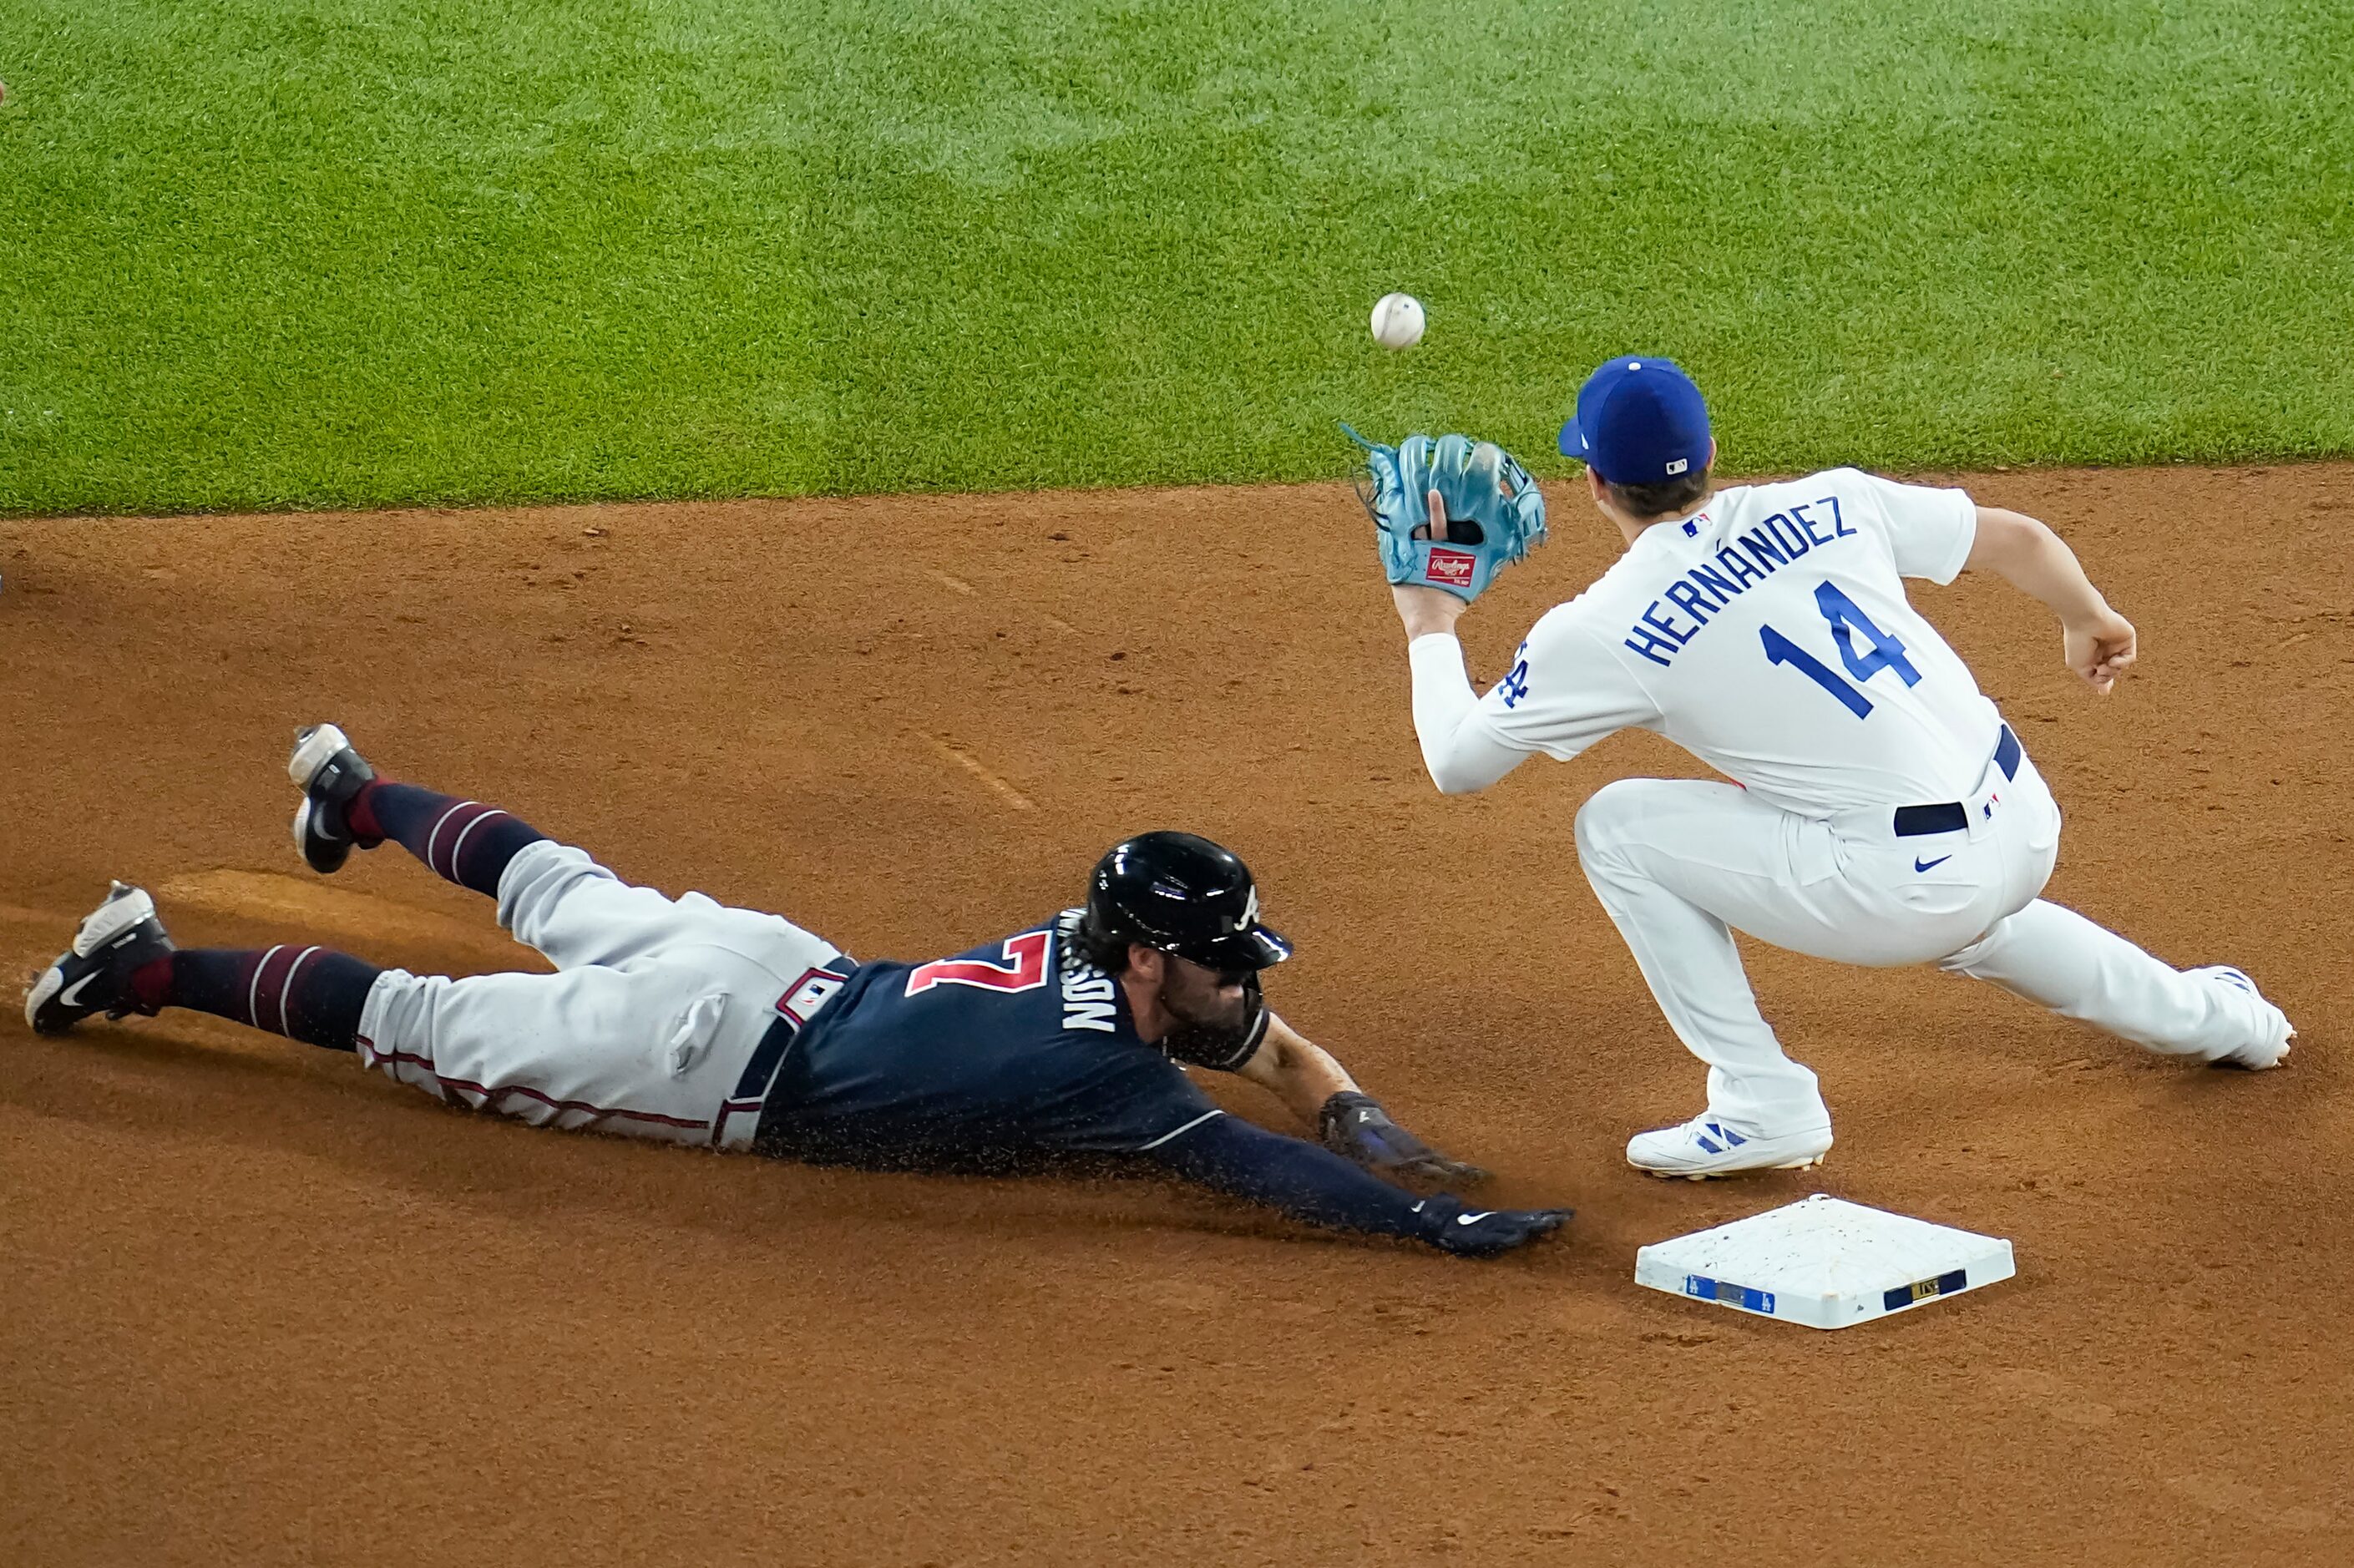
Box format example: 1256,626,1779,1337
289,723,352,788
23,966,64,1032
1636,1151,1830,1182
74,884,156,957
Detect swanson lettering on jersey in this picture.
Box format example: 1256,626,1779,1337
1623,497,1859,668
1054,910,1120,1032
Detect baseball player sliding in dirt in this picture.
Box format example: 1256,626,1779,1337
27,726,1567,1255
1363,357,2294,1179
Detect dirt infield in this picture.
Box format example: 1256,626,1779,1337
4,465,2351,1565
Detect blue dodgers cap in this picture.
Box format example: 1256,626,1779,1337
1557,356,1712,484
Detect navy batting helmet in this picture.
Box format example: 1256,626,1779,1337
1083,832,1292,973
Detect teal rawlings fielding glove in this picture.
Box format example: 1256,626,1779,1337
1343,425,1548,602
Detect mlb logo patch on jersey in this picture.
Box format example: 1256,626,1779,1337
1425,548,1477,588
777,967,848,1027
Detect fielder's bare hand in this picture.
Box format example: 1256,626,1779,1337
2063,607,2138,695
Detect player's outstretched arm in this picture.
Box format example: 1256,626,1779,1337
1965,506,2139,694
1233,1012,1357,1122
1142,1114,1567,1258
1236,1014,1490,1186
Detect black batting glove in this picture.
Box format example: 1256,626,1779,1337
1416,1194,1572,1258
1319,1090,1491,1187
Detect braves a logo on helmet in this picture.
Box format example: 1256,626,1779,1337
1424,549,1476,588
1227,888,1259,933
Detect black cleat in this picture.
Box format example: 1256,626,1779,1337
25,882,176,1034
289,722,377,874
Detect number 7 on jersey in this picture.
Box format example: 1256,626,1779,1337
904,931,1052,996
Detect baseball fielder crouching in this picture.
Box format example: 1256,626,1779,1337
26,727,1567,1256
1374,357,2293,1179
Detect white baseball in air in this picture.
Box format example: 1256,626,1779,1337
1370,292,1425,350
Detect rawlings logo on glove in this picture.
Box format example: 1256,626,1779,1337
1342,424,1549,603
1424,549,1477,589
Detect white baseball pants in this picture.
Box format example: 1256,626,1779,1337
354,841,847,1150
1574,744,2281,1133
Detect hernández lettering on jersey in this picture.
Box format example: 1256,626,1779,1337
1453,467,1990,816
1622,494,1860,668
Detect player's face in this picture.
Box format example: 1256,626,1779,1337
1154,954,1262,1065
1161,956,1251,1032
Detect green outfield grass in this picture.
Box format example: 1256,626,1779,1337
3,0,2351,513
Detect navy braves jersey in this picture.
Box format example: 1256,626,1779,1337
752,909,1224,1166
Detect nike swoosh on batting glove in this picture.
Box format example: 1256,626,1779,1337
1416,1194,1572,1258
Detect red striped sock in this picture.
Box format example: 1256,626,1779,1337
144,947,382,1051
352,782,549,898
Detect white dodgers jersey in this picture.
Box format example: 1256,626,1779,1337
1473,468,2002,815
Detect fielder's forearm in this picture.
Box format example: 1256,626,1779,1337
1406,634,1523,795
1968,508,2111,626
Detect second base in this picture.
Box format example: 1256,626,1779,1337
1633,1194,2015,1330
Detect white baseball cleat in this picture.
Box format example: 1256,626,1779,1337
25,882,175,1035
2190,965,2295,1070
1626,1115,1834,1181
288,723,378,875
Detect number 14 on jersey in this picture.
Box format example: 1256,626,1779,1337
1760,581,1921,719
